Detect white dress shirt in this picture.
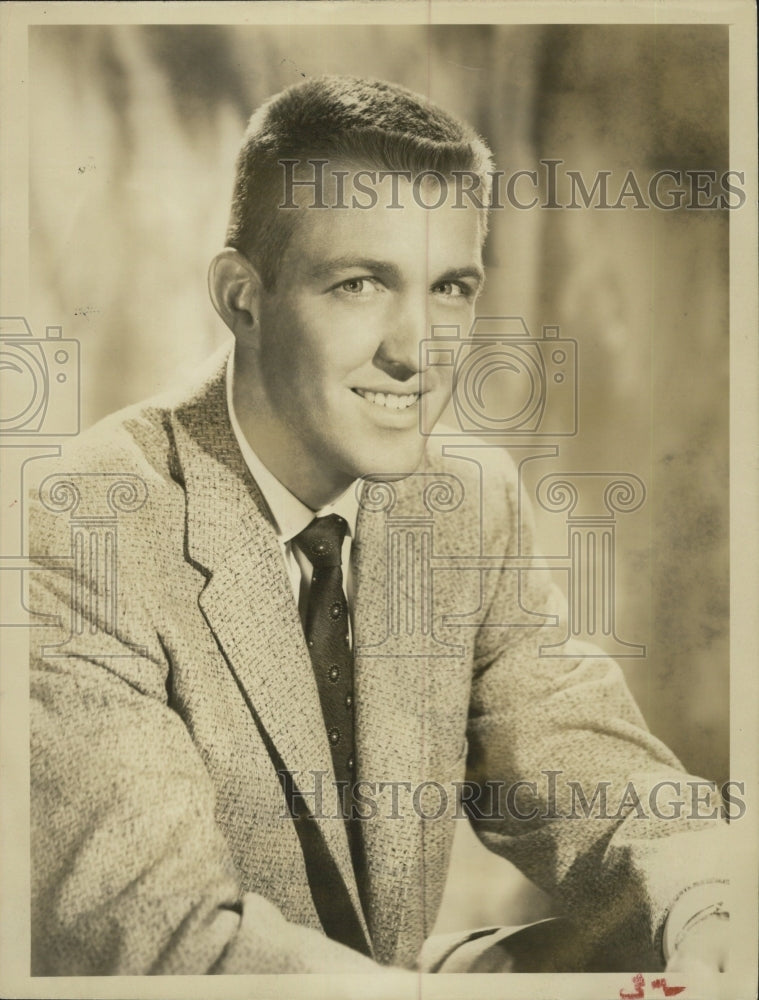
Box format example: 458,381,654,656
226,352,359,634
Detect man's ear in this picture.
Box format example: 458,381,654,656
208,248,264,344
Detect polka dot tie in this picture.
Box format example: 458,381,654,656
293,515,357,814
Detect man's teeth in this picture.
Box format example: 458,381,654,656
355,389,420,410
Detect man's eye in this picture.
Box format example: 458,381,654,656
433,281,467,298
336,277,378,295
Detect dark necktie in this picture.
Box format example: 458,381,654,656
279,514,369,953
293,514,356,814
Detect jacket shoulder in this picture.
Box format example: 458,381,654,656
28,398,176,513
29,347,231,494
27,350,230,560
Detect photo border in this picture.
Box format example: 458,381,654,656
1,3,756,998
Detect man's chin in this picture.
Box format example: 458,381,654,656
362,470,416,484
356,446,427,484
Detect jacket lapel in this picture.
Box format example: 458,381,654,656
351,462,473,965
169,350,371,950
352,477,440,964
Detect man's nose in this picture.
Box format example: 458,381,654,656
373,297,429,382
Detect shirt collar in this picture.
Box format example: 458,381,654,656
226,351,360,544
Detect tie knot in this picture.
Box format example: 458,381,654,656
294,514,348,568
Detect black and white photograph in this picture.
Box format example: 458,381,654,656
0,2,756,998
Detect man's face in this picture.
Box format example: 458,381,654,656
240,174,484,508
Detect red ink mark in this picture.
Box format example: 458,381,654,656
620,973,645,999
652,978,686,996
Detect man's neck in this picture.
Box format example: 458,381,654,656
226,350,355,512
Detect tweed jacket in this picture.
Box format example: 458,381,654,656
29,347,725,975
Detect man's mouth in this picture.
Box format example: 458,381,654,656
352,388,421,411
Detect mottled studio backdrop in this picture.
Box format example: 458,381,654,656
28,23,729,931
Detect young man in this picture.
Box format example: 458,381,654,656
29,76,727,976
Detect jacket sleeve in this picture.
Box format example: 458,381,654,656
28,474,385,976
464,449,728,969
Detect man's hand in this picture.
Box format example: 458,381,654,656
665,913,729,997
424,918,586,973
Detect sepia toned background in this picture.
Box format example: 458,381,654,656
27,23,729,932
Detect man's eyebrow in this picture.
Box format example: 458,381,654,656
437,265,485,288
308,256,402,281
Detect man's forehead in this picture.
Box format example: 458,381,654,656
279,162,486,265
280,197,484,279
